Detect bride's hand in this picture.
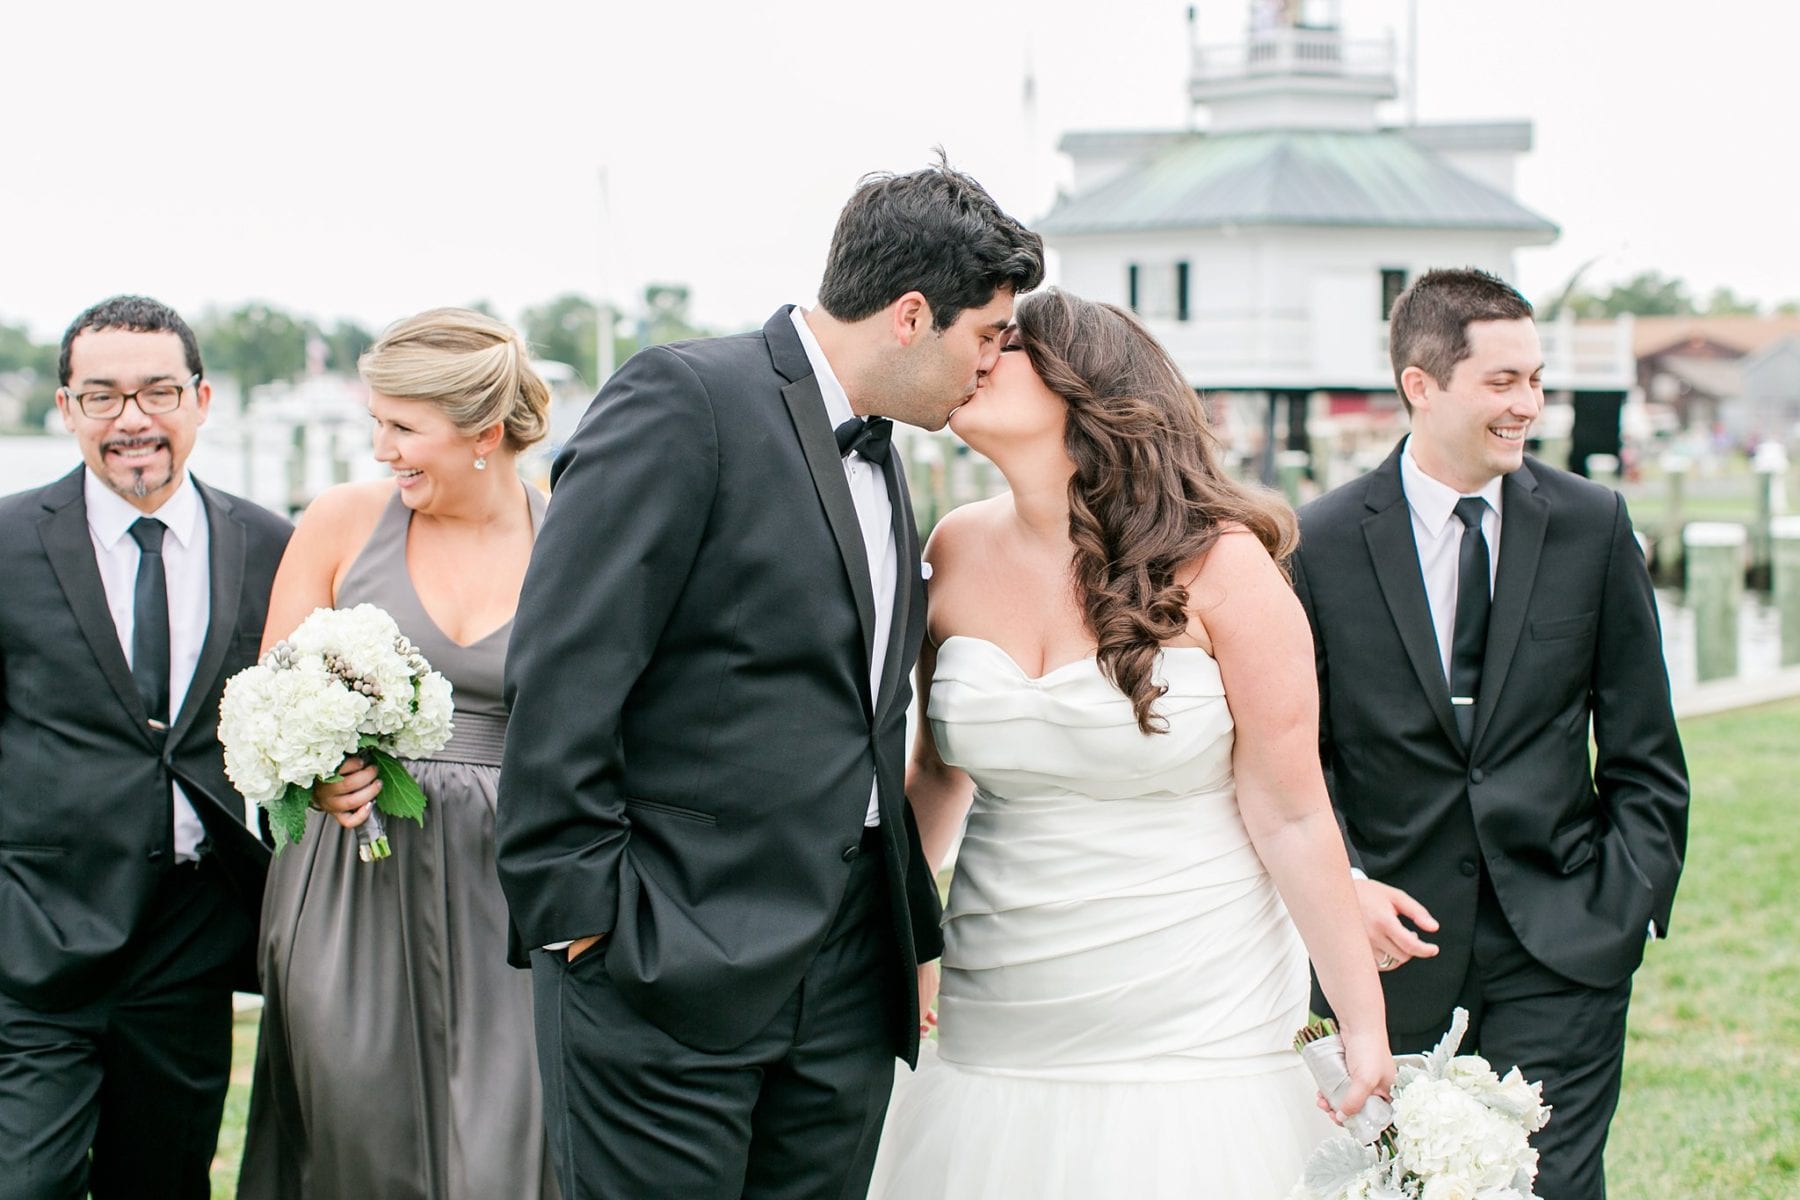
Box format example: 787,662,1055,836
917,961,940,1038
1333,1025,1396,1118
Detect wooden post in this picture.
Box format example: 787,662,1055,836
1584,452,1620,490
286,422,307,518
1684,522,1745,684
1751,442,1790,584
1659,452,1688,583
1275,449,1311,507
1772,515,1800,668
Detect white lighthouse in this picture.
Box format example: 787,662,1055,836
1040,1,1635,483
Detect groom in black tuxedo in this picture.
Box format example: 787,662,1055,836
497,161,1043,1199
1294,269,1688,1199
0,296,290,1199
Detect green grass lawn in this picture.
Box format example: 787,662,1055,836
211,1012,257,1197
1603,699,1800,1198
207,700,1800,1197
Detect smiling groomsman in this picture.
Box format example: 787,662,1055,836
1292,268,1688,1199
0,296,290,1199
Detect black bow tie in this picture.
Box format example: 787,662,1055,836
834,416,892,465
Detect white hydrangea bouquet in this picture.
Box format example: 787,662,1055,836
219,604,453,863
1289,1009,1552,1200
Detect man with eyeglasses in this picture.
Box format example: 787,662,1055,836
0,295,291,1199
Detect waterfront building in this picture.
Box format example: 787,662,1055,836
1038,0,1636,486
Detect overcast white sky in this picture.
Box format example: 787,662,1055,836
3,0,1795,343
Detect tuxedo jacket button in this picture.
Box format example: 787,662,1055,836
841,844,859,862
1468,767,1485,784
1459,859,1478,877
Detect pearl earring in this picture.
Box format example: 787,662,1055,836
474,456,487,471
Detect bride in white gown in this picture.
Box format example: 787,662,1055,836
869,290,1392,1199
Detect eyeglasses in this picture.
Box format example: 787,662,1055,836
65,374,200,420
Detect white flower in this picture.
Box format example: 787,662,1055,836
389,670,454,759
1465,1067,1552,1134
1421,1177,1475,1200
1393,1078,1532,1191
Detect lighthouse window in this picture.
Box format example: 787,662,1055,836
1127,261,1190,322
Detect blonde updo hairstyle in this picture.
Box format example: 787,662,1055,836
359,307,550,453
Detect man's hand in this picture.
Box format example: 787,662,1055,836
917,961,940,1038
566,933,606,963
1356,878,1439,970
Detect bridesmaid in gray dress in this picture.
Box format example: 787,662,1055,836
239,308,558,1199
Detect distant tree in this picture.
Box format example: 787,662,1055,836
1701,286,1760,317
196,303,310,390
1567,271,1696,318
465,299,500,319
0,319,60,427
0,320,55,378
520,293,599,385
640,283,707,347
1777,299,1800,316
521,287,715,387
322,319,375,374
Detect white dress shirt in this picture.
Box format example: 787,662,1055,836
1399,437,1504,685
791,306,895,827
83,470,210,861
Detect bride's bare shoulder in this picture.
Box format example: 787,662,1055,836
923,494,1008,565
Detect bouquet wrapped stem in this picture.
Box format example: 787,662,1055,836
1295,1020,1394,1144
356,808,390,863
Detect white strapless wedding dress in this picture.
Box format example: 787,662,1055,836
868,637,1333,1199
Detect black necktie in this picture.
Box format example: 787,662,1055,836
1449,497,1491,747
128,517,171,730
834,416,892,465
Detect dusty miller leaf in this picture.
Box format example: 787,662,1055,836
1302,1134,1380,1194
1423,1006,1471,1079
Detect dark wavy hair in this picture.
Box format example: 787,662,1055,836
817,152,1044,331
1013,289,1298,734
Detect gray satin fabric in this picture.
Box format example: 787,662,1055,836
240,487,556,1199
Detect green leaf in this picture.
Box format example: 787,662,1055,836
370,750,429,824
268,784,312,851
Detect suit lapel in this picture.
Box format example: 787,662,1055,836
873,454,919,719
36,470,150,736
1470,464,1547,751
778,368,878,695
168,481,244,747
1360,450,1463,750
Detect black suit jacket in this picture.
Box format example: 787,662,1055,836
497,308,942,1058
1293,442,1688,1034
0,467,291,1010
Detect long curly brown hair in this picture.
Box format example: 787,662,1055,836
1013,289,1298,734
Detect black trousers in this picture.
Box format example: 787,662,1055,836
0,856,249,1200
1389,874,1633,1200
532,827,902,1200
